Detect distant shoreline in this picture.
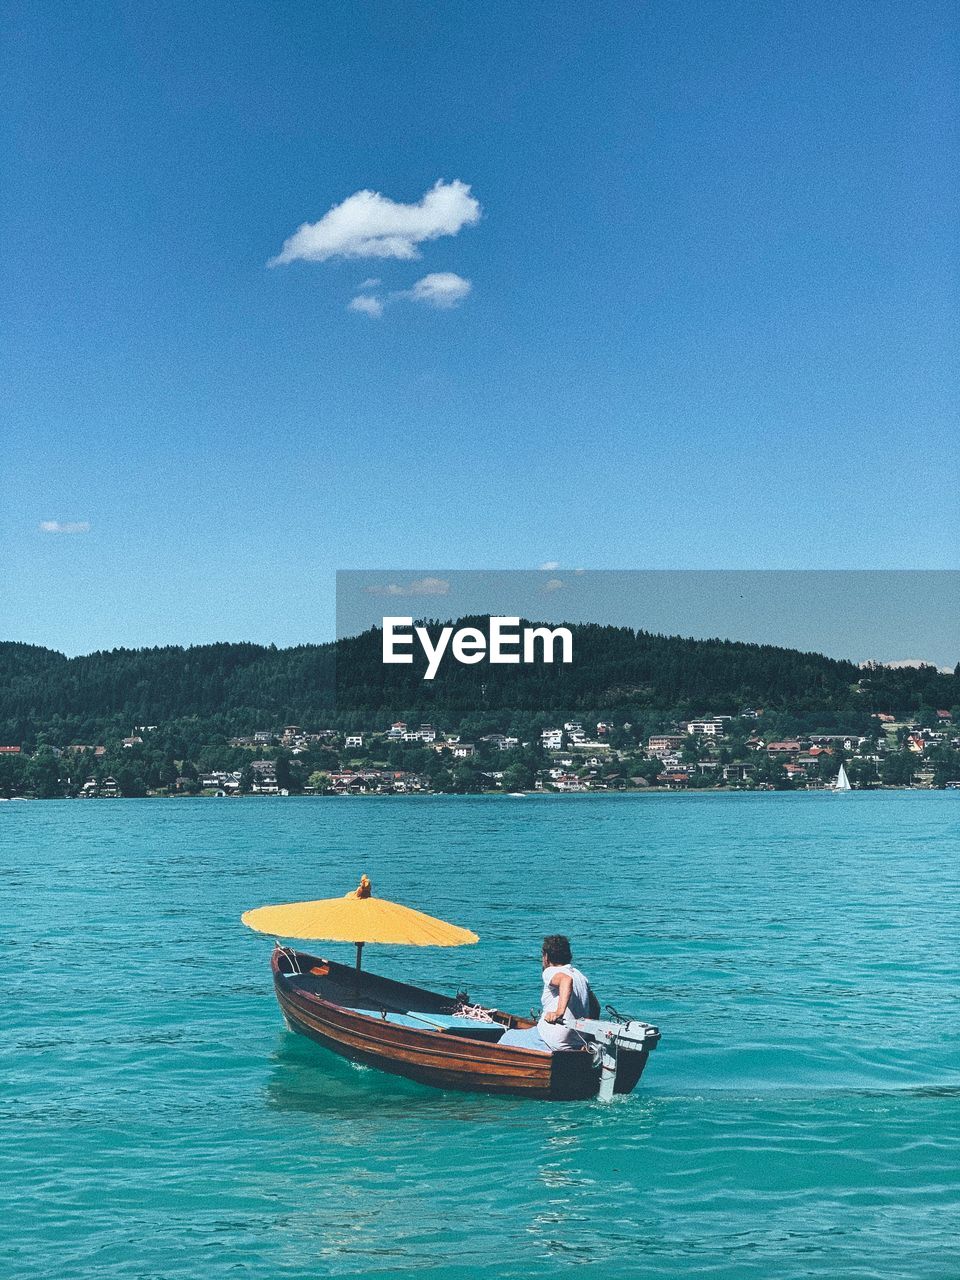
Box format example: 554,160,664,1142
2,785,949,803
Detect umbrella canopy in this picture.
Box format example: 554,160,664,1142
241,876,479,947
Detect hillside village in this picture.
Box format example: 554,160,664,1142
2,706,958,798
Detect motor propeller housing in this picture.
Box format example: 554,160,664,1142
571,1017,661,1100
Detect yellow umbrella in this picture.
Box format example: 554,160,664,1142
241,875,479,977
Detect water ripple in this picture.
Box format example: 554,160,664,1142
1,793,958,1279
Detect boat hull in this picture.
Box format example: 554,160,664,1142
270,948,656,1101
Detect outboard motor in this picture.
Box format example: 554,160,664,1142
570,1011,661,1100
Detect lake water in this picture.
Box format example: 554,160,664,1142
2,793,958,1279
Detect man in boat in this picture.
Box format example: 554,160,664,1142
538,935,597,1051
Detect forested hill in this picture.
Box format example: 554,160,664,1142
0,624,956,745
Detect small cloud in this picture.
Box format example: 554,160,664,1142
39,520,90,534
268,179,481,265
348,294,384,318
408,272,471,309
540,561,560,571
359,277,382,289
349,273,472,319
365,576,451,598
542,578,565,593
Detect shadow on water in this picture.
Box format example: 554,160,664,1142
864,1083,960,1100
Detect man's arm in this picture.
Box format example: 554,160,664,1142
543,971,573,1023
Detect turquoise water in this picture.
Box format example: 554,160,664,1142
2,793,958,1279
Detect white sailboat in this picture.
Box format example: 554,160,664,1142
834,763,852,792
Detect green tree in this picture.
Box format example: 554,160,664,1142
754,754,790,789
442,762,483,794
848,757,878,788
634,758,663,784
275,750,293,792
27,749,63,798
881,751,915,786
0,754,28,797
116,766,147,798
816,751,836,781
930,748,960,788
502,760,535,791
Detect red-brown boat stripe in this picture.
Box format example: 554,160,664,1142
282,1004,553,1095
279,984,553,1069
277,987,554,1088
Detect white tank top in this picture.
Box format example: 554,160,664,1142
540,964,591,1021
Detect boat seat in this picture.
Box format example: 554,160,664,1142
438,1023,505,1041
351,1008,504,1037
497,1026,553,1054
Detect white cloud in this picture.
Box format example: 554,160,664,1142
408,272,472,309
268,179,481,265
866,657,954,674
365,577,451,597
359,277,382,289
348,294,384,318
540,561,559,571
349,272,472,318
39,520,90,534
542,578,565,593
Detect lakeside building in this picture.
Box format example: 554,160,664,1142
4,704,958,799
80,776,120,798
249,760,278,793
199,771,242,793
686,718,731,737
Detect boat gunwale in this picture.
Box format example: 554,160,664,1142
279,992,557,1089
279,996,559,1095
272,949,557,1065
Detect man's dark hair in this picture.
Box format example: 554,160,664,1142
542,934,572,965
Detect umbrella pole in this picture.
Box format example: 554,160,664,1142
354,941,363,996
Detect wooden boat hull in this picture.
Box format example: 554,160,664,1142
270,948,657,1101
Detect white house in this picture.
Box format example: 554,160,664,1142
687,719,729,737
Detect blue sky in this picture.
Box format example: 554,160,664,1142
2,1,957,655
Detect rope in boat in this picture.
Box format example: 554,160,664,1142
274,942,301,974
368,1004,498,1031
452,1003,497,1022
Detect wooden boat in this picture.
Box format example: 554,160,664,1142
271,944,661,1101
